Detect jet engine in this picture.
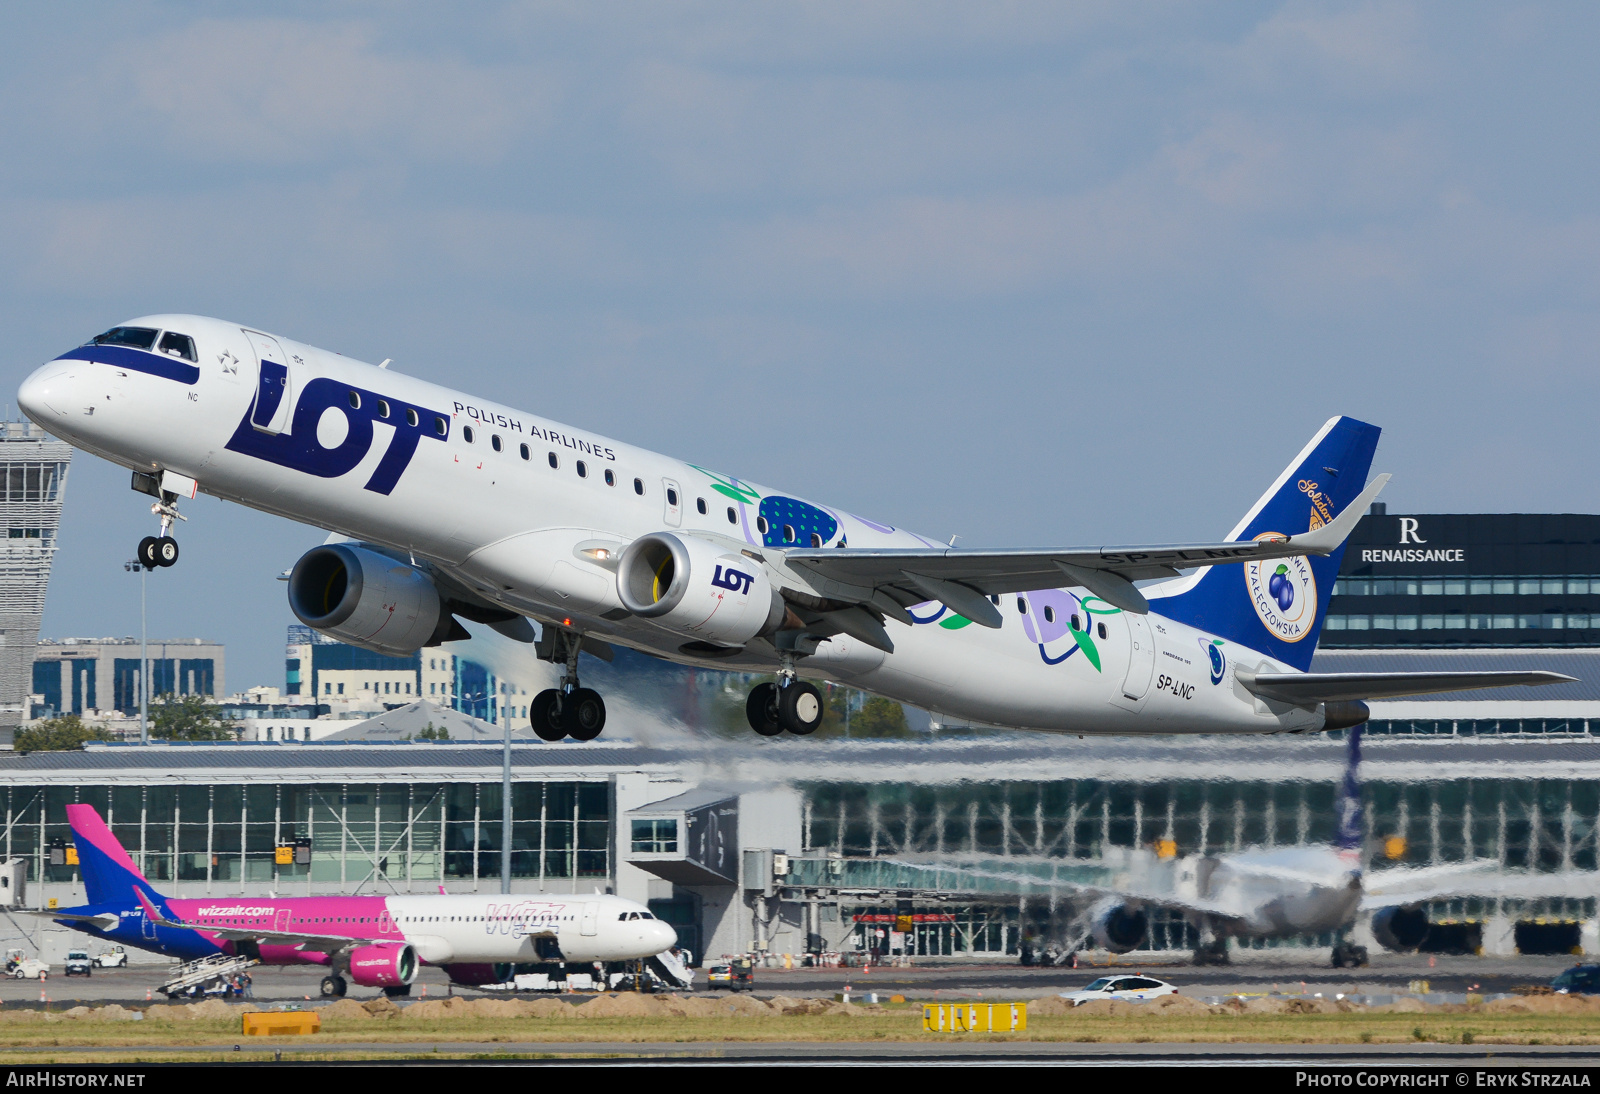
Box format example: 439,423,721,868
616,532,783,649
444,962,513,987
1371,905,1431,952
346,942,418,988
288,544,449,657
1089,899,1149,954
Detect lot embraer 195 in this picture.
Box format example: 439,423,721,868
17,317,1570,738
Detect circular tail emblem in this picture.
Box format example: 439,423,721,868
1244,534,1318,643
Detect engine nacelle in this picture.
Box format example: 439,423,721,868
1090,899,1148,954
616,532,782,649
347,942,418,988
1371,905,1430,952
288,544,444,657
444,962,513,987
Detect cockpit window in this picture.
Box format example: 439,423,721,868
157,331,197,362
90,327,158,350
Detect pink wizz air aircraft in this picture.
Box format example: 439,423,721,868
44,805,676,998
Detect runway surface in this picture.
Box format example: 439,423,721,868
36,1041,1600,1065
0,952,1577,1006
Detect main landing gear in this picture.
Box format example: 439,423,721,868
745,654,824,737
530,629,607,742
319,974,348,997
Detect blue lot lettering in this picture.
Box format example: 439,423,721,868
226,376,448,495
711,565,754,595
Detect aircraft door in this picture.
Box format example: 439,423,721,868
1120,613,1156,702
661,479,683,527
274,908,290,933
142,912,155,940
580,902,599,936
243,330,295,435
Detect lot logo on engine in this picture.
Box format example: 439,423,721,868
711,565,755,595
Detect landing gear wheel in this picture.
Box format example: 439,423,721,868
530,689,567,741
137,537,160,568
778,681,823,735
155,536,179,567
319,975,347,998
566,687,606,741
746,683,782,736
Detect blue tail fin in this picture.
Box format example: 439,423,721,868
67,804,156,907
1151,415,1380,671
1334,724,1363,863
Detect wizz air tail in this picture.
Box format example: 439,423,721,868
66,804,157,906
1151,415,1381,672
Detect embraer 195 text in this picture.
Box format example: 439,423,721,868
17,317,1571,738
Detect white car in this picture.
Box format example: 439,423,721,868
8,959,48,980
93,947,128,969
1060,975,1178,1006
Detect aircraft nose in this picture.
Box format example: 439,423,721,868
17,363,74,421
648,921,677,952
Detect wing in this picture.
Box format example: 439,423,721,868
1238,670,1575,704
1360,865,1598,911
782,475,1390,632
22,910,121,931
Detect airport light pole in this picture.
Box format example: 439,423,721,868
502,707,512,895
123,559,148,744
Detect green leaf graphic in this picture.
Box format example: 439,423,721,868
938,615,973,630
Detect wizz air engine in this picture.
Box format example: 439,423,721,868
288,544,447,657
1371,906,1430,952
617,532,783,648
347,942,418,988
1090,900,1149,954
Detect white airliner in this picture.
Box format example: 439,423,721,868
1019,726,1523,968
51,804,681,998
17,316,1569,739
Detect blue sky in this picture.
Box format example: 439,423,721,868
4,3,1599,689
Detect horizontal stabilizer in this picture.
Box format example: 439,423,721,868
1237,669,1575,705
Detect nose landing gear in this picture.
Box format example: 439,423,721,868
530,629,607,742
131,472,187,568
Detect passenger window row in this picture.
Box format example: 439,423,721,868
452,426,742,526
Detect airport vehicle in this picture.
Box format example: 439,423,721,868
1552,965,1600,995
706,962,733,988
17,318,1571,741
63,950,92,977
1060,975,1178,1006
93,946,127,968
730,956,755,992
38,805,677,998
8,958,47,980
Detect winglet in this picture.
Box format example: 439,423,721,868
1288,474,1390,555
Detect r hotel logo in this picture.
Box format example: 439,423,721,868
1359,517,1467,565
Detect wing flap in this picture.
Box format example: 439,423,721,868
1238,670,1575,704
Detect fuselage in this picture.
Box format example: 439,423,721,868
1197,846,1363,939
62,890,675,967
18,314,1318,735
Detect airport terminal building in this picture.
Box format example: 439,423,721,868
3,508,1598,967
